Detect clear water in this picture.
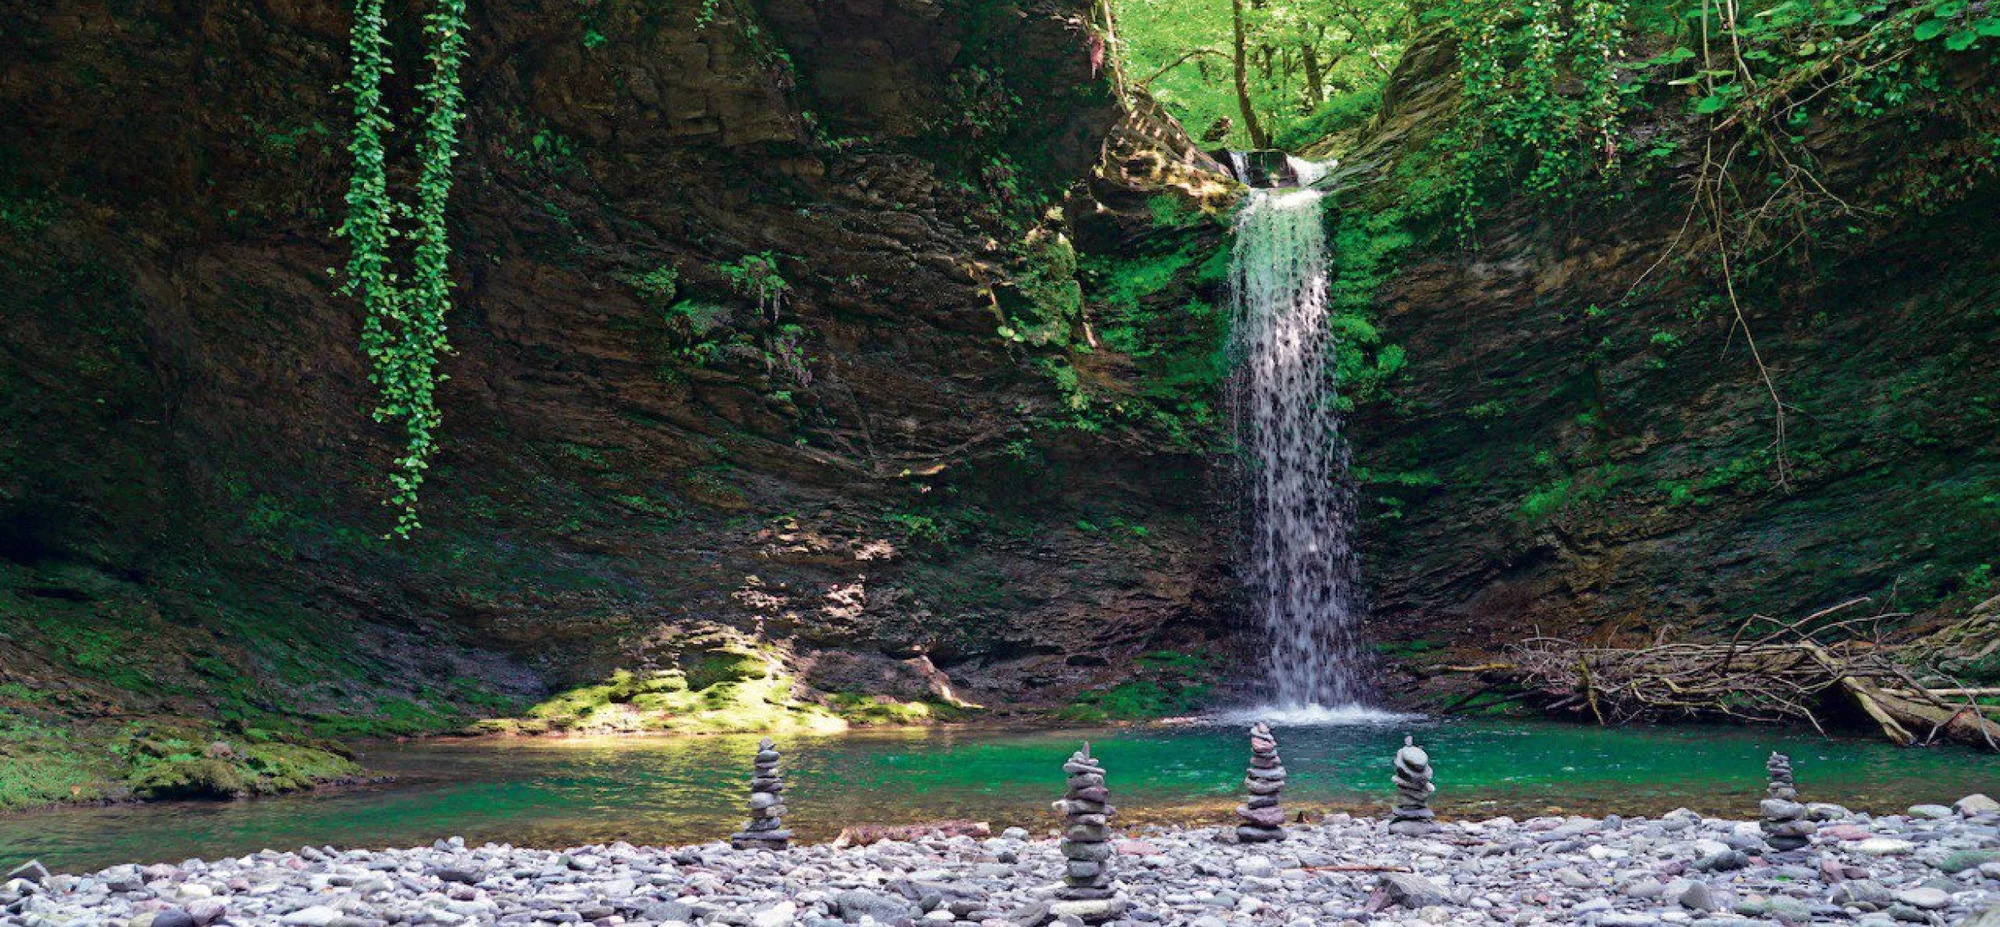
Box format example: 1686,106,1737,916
3,719,1994,873
1230,180,1366,709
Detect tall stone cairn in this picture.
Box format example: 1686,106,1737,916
730,738,792,851
1388,735,1440,836
1760,752,1812,852
1050,743,1126,923
1237,722,1288,842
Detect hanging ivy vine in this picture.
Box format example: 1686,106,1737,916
337,0,471,538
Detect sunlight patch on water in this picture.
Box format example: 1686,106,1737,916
1212,703,1420,727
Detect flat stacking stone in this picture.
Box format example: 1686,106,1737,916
1762,752,1812,852
1389,735,1440,836
1236,722,1287,843
1051,743,1123,923
731,738,792,851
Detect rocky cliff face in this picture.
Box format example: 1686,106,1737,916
0,0,1235,737
3,0,1993,744
1334,37,2000,687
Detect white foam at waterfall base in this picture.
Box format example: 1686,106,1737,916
1230,178,1370,708
1213,703,1417,727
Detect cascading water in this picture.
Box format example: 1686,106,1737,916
1228,162,1373,716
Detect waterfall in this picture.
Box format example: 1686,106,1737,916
1229,176,1369,713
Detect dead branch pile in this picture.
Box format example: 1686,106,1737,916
1468,598,2000,751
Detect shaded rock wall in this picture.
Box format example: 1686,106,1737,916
0,0,1232,722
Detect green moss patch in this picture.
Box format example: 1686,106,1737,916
1054,649,1217,722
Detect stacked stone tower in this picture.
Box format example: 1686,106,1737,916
1237,722,1288,842
730,738,791,851
1388,735,1439,836
1050,743,1126,922
1760,752,1811,852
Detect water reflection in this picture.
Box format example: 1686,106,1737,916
0,718,1992,872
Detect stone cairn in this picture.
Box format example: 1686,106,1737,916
1388,735,1440,836
1050,743,1126,922
729,738,791,851
1760,751,1812,852
1236,722,1288,842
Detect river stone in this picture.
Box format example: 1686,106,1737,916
1931,849,2000,873
1808,803,1854,821
1961,907,2000,927
1235,856,1276,878
1853,838,1918,856
1957,794,2000,816
148,910,197,927
1909,804,1955,820
279,906,344,926
1376,872,1447,908
1832,880,1895,908
186,899,228,926
1895,888,1951,910
836,889,913,924
1048,898,1127,922
1695,850,1751,872
1670,879,1719,912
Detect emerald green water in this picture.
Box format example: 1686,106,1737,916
1,718,1994,872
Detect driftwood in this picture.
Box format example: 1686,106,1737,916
1452,598,2000,750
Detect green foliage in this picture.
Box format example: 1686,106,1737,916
713,252,791,319
998,229,1083,346
1433,0,1628,221
627,264,681,308
1111,0,1410,149
337,0,471,537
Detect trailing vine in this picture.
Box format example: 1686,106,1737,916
337,0,471,538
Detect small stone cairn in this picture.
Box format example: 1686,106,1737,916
1050,743,1126,922
1760,751,1812,852
1236,722,1287,842
729,738,791,851
1388,734,1440,836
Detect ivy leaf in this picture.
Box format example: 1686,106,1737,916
1694,94,1731,114
1978,16,2000,36
1945,28,1979,49
1831,11,1864,26
1913,18,1950,41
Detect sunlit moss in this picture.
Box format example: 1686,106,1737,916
495,659,850,737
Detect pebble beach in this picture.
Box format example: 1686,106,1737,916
6,794,2000,927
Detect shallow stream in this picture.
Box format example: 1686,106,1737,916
2,717,1994,872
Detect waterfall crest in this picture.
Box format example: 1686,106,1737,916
1229,180,1369,711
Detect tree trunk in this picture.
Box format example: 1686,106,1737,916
1231,0,1269,148
1301,42,1324,107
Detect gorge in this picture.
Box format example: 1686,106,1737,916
2,0,1998,829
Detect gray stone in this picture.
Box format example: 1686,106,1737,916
1376,872,1447,908
1959,906,2000,927
1957,795,2000,817
1894,888,1951,911
836,889,914,924
1695,850,1751,872
1910,805,1956,820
